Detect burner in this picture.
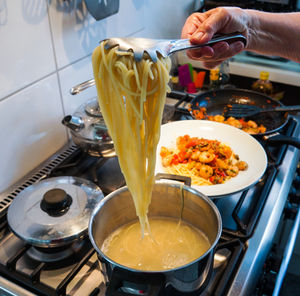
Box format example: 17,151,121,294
27,240,86,263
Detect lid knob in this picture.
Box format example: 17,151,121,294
40,189,72,217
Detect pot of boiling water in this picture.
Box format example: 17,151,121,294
88,177,222,295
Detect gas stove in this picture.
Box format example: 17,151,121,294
0,91,299,296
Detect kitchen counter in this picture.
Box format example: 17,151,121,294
177,51,300,87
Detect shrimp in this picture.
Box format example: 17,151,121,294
218,145,232,159
247,120,258,129
236,161,248,171
160,146,172,158
176,136,188,150
216,159,228,170
212,115,225,123
162,155,173,167
199,152,214,163
196,164,214,179
191,151,201,160
226,165,239,177
226,117,243,129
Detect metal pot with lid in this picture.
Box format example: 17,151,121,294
62,97,115,157
7,176,104,248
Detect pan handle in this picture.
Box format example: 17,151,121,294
70,78,95,95
274,105,300,112
264,133,300,149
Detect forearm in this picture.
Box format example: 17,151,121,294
246,10,300,62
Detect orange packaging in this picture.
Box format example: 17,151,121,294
195,71,206,88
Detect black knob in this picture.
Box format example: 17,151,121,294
40,189,72,217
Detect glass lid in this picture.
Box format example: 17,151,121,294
7,177,104,248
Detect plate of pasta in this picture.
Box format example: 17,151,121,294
155,120,267,197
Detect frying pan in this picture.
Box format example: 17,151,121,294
190,88,300,149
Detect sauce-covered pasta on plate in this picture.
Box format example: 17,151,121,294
160,135,248,185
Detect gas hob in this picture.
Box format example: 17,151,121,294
0,92,299,295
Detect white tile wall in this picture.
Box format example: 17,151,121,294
0,0,56,99
48,0,145,69
0,74,67,192
141,0,195,39
0,0,194,193
58,55,97,116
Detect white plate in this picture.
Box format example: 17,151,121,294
155,120,267,198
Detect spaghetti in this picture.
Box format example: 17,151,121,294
92,41,171,235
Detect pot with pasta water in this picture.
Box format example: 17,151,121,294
88,178,222,295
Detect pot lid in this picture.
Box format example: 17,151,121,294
84,97,103,118
7,176,104,248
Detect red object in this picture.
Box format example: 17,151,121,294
187,82,196,93
178,64,192,86
195,71,206,88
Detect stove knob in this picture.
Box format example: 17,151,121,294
40,188,72,217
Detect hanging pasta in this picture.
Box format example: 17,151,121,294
92,41,171,235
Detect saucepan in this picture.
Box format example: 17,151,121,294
189,88,300,148
61,97,115,157
88,176,222,295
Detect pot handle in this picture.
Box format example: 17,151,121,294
263,133,300,149
70,78,95,95
105,267,165,296
155,173,192,186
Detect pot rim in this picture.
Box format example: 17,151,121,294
88,180,222,273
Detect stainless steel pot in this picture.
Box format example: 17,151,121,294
62,97,115,157
88,176,222,295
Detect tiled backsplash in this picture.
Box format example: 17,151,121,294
0,0,194,193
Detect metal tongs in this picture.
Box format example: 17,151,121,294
104,32,246,62
70,32,246,95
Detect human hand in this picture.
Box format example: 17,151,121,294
181,7,249,68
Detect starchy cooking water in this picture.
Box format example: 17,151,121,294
101,217,211,271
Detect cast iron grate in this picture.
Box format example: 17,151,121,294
0,236,97,296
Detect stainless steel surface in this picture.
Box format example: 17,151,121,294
227,116,300,296
0,276,37,296
62,115,84,132
70,78,96,95
272,205,300,296
104,33,247,62
62,97,115,158
89,181,222,293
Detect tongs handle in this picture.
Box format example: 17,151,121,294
170,32,247,55
70,33,246,95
